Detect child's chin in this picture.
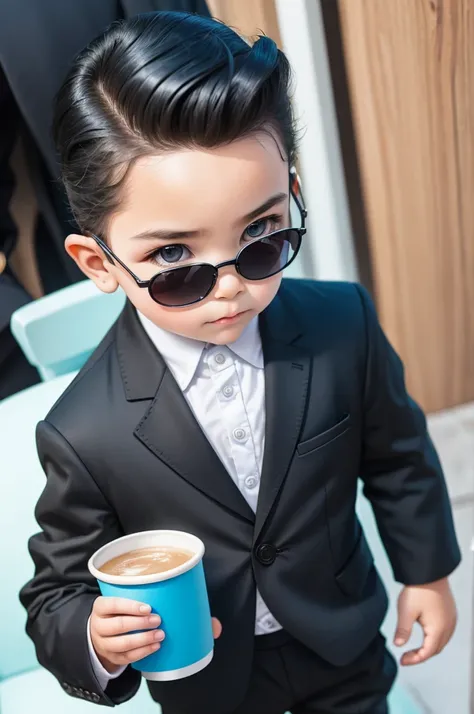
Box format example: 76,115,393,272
207,322,247,344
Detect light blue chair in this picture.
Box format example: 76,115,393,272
0,377,160,712
5,281,421,713
10,279,125,381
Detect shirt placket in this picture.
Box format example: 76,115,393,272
206,347,261,513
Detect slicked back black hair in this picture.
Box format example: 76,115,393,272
54,11,297,235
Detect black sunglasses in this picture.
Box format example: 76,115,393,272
92,169,307,308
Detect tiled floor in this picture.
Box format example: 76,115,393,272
360,403,474,713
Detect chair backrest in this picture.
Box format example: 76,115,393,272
0,374,76,680
10,280,125,381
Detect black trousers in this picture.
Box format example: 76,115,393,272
231,630,397,714
163,630,397,714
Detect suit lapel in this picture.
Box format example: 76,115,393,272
116,303,254,523
254,292,311,541
134,369,255,521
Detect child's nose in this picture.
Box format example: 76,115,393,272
213,266,245,300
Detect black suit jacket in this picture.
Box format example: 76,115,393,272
20,280,461,714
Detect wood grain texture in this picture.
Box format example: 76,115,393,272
339,0,474,413
207,0,281,46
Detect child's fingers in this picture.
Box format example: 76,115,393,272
115,641,163,665
400,646,424,666
211,617,222,639
94,613,161,637
93,596,151,617
100,628,165,654
400,631,441,666
393,625,413,647
394,595,416,646
435,624,456,655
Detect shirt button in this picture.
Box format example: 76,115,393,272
245,475,258,489
214,353,226,365
233,428,246,441
261,615,279,632
222,385,234,398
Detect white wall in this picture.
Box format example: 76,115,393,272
276,0,358,283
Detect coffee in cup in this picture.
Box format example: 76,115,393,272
99,546,193,577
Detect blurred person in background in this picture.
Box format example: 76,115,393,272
0,0,210,399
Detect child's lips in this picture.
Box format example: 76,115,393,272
209,310,249,325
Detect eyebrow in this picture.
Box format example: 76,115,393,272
240,192,287,224
129,192,288,242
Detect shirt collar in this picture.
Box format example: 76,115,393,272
137,312,264,391
227,317,264,370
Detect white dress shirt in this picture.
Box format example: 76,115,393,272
88,312,281,688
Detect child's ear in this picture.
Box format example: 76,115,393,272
65,234,118,294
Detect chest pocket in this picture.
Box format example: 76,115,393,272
296,414,351,456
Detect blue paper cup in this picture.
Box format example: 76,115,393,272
88,530,214,680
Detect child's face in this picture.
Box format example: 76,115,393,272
67,133,289,344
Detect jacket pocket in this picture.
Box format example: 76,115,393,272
335,529,374,598
296,414,351,456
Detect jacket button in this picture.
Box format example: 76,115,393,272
256,543,277,565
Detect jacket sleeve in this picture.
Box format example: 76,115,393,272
356,284,461,585
19,420,141,707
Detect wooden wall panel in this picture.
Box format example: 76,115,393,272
339,0,474,413
207,0,281,45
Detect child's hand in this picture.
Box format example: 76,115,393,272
90,596,222,674
394,577,457,666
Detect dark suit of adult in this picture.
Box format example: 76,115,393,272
0,0,210,397
20,280,461,714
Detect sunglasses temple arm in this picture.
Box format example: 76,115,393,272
91,234,149,286
289,169,308,228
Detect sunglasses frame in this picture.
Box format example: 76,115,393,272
91,167,307,308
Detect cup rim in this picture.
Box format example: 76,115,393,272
88,530,204,585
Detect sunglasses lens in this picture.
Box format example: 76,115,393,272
238,229,301,280
149,264,216,307
148,230,301,305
